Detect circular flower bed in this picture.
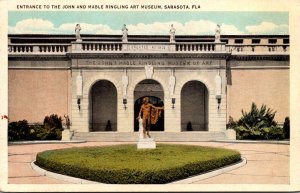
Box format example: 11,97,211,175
36,144,241,184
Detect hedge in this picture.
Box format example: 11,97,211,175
8,114,63,141
36,144,241,184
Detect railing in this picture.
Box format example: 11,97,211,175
8,44,70,55
8,42,289,55
9,45,33,53
226,44,289,54
72,41,226,53
176,43,216,52
81,42,122,52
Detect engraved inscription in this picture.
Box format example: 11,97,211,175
125,44,168,51
79,59,218,68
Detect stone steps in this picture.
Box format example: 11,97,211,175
72,131,226,142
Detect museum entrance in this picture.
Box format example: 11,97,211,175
89,80,117,132
181,81,209,131
134,79,164,132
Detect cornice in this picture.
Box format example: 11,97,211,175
229,54,289,61
8,52,289,61
8,54,69,61
66,52,231,59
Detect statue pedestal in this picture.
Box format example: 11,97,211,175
137,138,156,149
72,39,83,52
61,129,73,141
225,129,236,140
169,44,176,51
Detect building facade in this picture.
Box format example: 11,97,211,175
8,34,289,141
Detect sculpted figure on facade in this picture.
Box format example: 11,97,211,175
145,64,153,79
215,73,222,96
75,24,82,41
122,24,128,42
137,97,164,138
122,69,129,98
215,24,221,42
169,24,176,43
169,69,176,97
64,115,71,130
76,71,83,98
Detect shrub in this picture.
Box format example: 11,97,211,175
283,117,290,139
238,103,277,129
235,125,284,140
226,116,237,129
27,124,44,140
265,125,285,140
36,144,241,184
42,114,63,140
36,124,62,140
229,103,285,140
28,123,60,140
43,114,63,130
8,114,63,141
8,120,30,141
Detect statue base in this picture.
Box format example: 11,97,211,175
137,138,156,149
61,129,73,141
225,129,236,140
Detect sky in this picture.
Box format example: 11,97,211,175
8,11,289,35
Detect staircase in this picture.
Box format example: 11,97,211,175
72,131,226,142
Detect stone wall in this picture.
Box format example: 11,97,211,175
228,68,289,123
8,69,71,123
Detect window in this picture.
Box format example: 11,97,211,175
221,39,228,44
252,39,261,44
268,39,277,44
283,39,289,44
234,39,243,44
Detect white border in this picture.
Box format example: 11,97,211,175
1,0,300,192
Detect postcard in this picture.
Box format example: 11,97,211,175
0,0,300,192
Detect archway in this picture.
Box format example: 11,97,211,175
181,81,209,131
89,80,117,132
134,79,164,132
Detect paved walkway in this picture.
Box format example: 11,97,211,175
8,141,289,184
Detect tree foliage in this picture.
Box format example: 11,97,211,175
8,114,63,141
228,103,287,140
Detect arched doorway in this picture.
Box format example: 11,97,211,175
89,80,117,132
181,81,209,131
134,79,164,132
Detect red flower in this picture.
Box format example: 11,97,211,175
1,115,9,120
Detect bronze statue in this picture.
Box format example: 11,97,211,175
137,97,164,138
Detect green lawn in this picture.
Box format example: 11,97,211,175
36,144,241,184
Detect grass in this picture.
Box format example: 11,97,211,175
36,144,241,184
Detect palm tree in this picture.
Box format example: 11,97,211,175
237,103,277,129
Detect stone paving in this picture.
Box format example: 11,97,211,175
8,141,289,184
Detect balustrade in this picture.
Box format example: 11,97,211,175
227,45,289,54
8,44,70,54
81,42,122,52
8,42,289,55
176,43,216,52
